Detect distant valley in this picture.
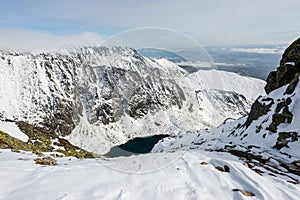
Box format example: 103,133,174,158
138,44,285,80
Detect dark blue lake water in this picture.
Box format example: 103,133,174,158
104,134,168,157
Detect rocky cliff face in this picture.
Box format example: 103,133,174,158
244,38,300,140
0,47,185,134
0,46,265,154
265,38,300,94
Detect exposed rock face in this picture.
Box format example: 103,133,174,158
280,38,300,66
285,73,300,94
274,132,298,150
266,97,293,133
241,79,299,150
265,38,300,94
238,38,300,152
243,97,274,127
245,38,300,131
265,65,300,94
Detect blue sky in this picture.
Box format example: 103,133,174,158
0,0,300,51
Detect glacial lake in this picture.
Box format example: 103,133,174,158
104,134,168,157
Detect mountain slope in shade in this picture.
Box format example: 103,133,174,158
68,68,265,154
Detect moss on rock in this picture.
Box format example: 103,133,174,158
0,130,44,153
0,122,96,159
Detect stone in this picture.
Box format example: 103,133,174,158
34,156,57,166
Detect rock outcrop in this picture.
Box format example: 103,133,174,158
265,38,300,94
245,38,300,130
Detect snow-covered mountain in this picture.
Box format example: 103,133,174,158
0,46,265,154
154,38,300,184
1,41,300,200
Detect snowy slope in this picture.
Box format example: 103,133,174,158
184,69,264,101
153,62,300,186
1,149,299,200
158,77,300,154
0,46,265,154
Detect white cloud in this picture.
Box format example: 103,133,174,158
0,29,104,52
214,62,246,67
230,47,284,54
176,61,213,68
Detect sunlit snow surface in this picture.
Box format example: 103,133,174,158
0,149,299,200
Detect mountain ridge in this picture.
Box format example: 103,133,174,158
0,46,265,155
